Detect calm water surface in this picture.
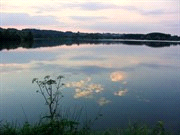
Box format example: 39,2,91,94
0,42,180,132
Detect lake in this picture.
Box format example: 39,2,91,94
0,40,180,133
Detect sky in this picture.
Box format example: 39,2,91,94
0,0,180,35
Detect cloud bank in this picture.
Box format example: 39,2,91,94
1,13,60,26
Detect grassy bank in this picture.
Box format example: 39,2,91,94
0,120,174,135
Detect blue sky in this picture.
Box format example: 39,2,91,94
1,0,180,35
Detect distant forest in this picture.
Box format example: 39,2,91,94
0,28,33,42
1,27,180,41
25,28,180,41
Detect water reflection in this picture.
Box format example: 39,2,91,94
133,91,151,103
1,39,180,51
119,40,180,47
114,89,128,96
97,97,111,106
110,71,126,82
65,77,112,107
110,71,129,97
0,40,33,51
65,77,104,99
0,41,180,133
136,95,150,102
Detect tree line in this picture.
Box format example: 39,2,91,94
0,28,33,42
1,27,180,42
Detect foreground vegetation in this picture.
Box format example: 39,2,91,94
0,120,174,135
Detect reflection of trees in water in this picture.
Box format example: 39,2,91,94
0,40,33,51
1,39,179,51
0,28,33,51
144,42,175,48
32,39,179,48
119,41,179,47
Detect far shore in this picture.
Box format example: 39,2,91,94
97,38,180,43
33,38,180,43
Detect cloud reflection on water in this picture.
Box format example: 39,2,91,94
114,89,128,96
65,77,104,99
97,97,111,106
1,43,180,132
110,71,130,97
110,71,126,82
1,44,179,105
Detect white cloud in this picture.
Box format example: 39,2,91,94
64,2,119,11
1,0,179,34
70,16,107,21
1,13,60,26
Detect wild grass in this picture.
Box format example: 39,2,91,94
0,120,174,135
